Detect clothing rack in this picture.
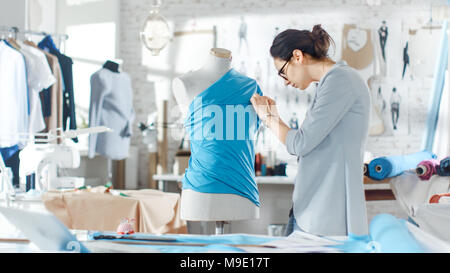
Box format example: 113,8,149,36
0,26,68,49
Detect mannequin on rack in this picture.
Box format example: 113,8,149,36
89,60,134,158
172,48,260,234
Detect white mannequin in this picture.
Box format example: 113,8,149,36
172,48,260,232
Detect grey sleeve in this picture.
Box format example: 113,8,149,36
88,73,112,158
286,70,357,157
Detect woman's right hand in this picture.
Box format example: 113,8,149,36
250,93,279,122
250,93,290,144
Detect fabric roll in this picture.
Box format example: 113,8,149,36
437,156,450,176
333,214,425,253
368,214,424,253
416,159,440,181
368,151,436,180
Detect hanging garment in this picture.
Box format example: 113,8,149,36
182,68,261,207
0,40,29,148
88,68,135,160
285,61,370,236
367,151,436,180
18,41,56,133
40,51,63,134
0,145,21,187
23,40,63,143
38,36,78,142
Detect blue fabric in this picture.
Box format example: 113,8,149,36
39,36,78,142
332,214,425,253
37,35,60,54
422,20,448,152
182,68,262,206
437,156,450,176
367,151,436,180
89,232,277,253
0,145,19,161
0,145,21,187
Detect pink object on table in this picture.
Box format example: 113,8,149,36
416,159,440,181
117,218,135,235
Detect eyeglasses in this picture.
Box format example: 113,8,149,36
278,58,290,81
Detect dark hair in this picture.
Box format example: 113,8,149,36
270,24,335,61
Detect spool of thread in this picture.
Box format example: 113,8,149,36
415,159,440,181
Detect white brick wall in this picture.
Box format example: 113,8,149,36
119,0,447,188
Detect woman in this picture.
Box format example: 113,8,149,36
251,25,371,236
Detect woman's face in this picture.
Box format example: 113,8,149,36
273,54,312,90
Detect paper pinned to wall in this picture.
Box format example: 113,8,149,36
341,24,374,70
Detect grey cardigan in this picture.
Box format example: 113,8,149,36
286,61,371,236
88,68,135,160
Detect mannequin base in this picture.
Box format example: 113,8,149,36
181,189,260,222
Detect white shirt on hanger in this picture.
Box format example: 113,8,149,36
18,41,56,134
0,41,28,148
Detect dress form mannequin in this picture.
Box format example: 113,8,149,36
172,48,260,234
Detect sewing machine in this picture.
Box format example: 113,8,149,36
20,143,83,191
1,127,112,197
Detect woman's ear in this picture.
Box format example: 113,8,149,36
292,49,304,64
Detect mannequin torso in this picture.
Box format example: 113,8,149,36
172,48,259,221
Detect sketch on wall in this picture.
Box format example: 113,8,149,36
342,24,374,70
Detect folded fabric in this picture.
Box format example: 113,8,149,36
368,151,437,180
332,214,425,253
429,193,450,203
416,159,441,181
42,188,187,234
437,157,450,176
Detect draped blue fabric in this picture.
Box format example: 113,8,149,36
182,69,262,206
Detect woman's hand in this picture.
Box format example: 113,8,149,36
250,93,279,122
250,93,291,144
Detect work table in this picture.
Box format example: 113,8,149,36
153,174,395,201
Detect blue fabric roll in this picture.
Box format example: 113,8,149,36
368,151,436,180
332,214,425,253
422,21,448,152
437,156,450,176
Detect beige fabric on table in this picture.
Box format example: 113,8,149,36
42,188,187,234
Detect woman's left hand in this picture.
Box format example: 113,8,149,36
250,93,279,122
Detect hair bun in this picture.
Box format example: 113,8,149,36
312,24,326,40
311,24,332,59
